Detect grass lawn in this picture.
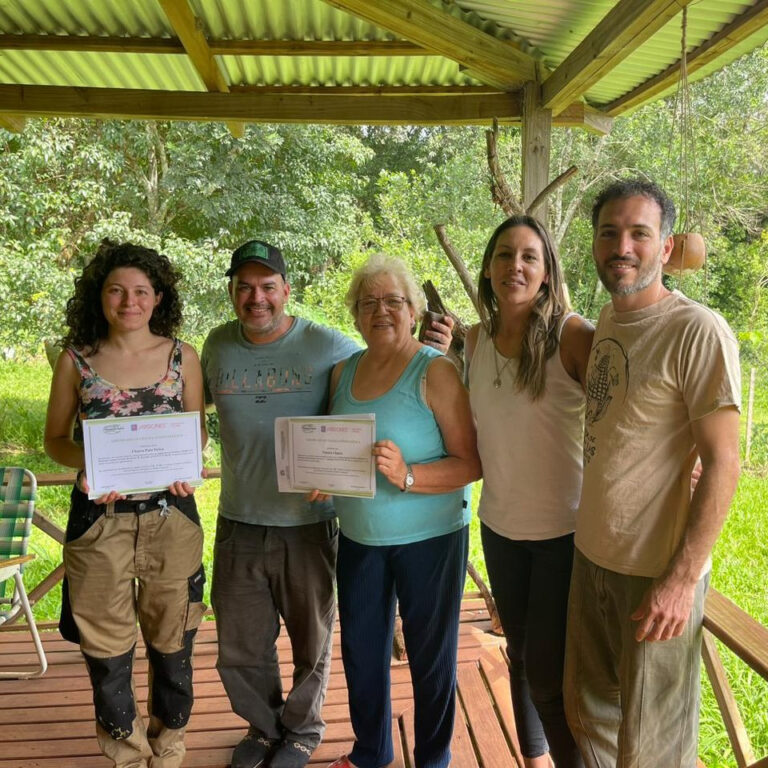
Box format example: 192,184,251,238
2,358,767,766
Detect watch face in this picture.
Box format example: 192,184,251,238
405,471,414,488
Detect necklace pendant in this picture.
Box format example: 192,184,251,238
493,377,501,388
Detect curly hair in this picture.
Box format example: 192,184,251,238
591,177,676,239
477,215,570,400
62,239,183,353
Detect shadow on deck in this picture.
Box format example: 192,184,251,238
0,596,523,767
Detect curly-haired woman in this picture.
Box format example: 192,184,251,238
44,239,207,768
465,216,593,768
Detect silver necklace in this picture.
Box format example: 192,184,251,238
493,345,515,388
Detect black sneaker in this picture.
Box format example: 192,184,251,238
268,739,315,768
231,727,279,768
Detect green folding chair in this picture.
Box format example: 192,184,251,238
0,467,48,678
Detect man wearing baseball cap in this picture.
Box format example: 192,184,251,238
201,240,453,768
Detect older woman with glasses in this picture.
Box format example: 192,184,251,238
322,253,481,768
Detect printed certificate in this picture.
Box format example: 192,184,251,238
275,414,376,498
82,412,204,499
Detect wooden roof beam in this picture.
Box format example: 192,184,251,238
319,0,537,90
0,34,184,53
605,0,768,116
0,35,430,57
213,40,429,56
158,0,244,138
0,84,609,132
542,0,694,115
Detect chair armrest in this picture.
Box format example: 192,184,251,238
0,554,35,568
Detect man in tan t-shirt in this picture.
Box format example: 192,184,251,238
564,179,741,768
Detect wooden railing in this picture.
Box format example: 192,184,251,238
9,472,768,767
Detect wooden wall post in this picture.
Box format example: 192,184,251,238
521,81,552,220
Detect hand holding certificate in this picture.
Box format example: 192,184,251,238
82,412,204,499
275,414,376,498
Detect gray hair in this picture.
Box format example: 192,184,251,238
345,253,426,322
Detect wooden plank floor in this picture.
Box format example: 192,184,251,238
0,597,522,767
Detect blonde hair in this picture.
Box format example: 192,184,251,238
345,253,426,323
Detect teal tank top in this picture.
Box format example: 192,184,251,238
330,345,469,545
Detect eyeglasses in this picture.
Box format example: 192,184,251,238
356,296,410,314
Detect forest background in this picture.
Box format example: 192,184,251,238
1,44,767,767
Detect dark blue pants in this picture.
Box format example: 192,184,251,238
337,527,468,768
482,524,583,768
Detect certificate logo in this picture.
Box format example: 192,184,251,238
301,424,317,433
131,424,138,431
103,424,125,435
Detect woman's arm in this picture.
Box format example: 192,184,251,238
169,342,208,498
559,314,594,391
181,342,208,449
374,357,481,493
44,351,85,469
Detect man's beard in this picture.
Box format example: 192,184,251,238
596,253,662,297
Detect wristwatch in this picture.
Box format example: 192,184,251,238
401,465,414,493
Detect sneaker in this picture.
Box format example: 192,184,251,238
231,727,279,768
269,739,315,768
326,757,356,768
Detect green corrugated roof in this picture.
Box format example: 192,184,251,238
0,0,766,123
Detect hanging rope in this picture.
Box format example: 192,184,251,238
663,6,707,294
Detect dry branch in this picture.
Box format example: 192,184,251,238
485,118,524,217
433,224,479,312
526,164,578,217
467,561,503,635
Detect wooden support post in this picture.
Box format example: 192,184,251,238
521,81,552,220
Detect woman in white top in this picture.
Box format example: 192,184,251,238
465,215,593,768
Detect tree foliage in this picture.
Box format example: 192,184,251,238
1,46,767,358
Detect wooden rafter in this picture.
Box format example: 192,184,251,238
0,84,612,131
319,0,537,90
0,34,429,57
604,0,768,116
0,84,520,124
556,103,614,135
0,34,184,53
158,0,244,138
542,0,694,115
230,85,502,95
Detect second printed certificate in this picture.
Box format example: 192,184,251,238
275,414,376,498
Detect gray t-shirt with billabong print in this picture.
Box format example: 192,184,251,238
202,317,359,526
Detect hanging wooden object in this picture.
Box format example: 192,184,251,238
664,6,706,277
668,232,706,275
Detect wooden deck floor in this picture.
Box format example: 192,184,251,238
0,596,522,767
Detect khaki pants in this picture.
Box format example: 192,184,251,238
564,549,707,768
63,489,205,768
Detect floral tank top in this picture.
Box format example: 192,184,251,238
67,338,185,421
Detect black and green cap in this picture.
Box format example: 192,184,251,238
225,240,286,279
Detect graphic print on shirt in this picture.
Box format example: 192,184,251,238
209,356,315,404
584,337,628,464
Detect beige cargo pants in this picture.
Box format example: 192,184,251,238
63,489,205,768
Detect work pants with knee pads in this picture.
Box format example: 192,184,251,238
62,487,205,768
